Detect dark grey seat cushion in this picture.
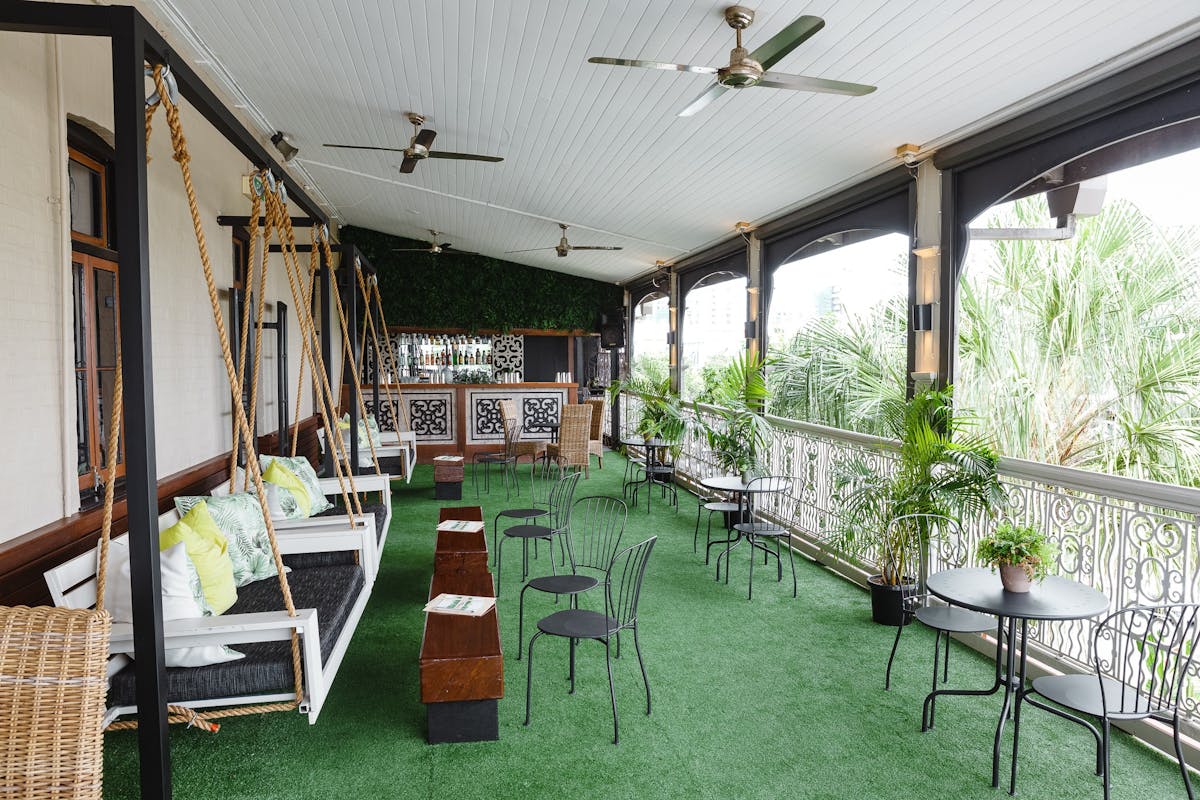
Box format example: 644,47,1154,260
107,564,365,707
283,502,388,570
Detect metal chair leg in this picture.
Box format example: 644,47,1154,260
604,638,619,745
943,634,951,683
787,537,797,598
633,625,651,715
885,620,904,691
1174,714,1196,800
516,583,530,660
747,533,755,600
1009,679,1025,796
930,630,941,728
524,630,543,726
1101,719,1112,800
568,637,576,694
495,536,505,598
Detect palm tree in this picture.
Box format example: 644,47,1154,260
957,197,1200,484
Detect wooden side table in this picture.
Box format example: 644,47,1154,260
434,455,465,500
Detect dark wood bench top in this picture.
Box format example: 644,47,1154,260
420,505,502,704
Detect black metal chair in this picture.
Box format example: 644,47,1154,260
719,476,796,600
473,421,522,500
882,515,996,712
525,536,657,744
493,458,553,567
516,495,628,660
1015,603,1200,800
693,476,739,557
495,470,580,596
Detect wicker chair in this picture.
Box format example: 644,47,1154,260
546,403,594,478
498,398,548,471
585,398,605,469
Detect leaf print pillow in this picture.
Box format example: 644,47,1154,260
175,492,279,587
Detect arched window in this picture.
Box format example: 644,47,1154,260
681,271,747,399
956,144,1200,482
765,231,909,434
629,292,669,384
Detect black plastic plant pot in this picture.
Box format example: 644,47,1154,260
868,575,916,626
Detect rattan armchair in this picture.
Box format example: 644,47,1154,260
585,398,605,469
546,403,594,478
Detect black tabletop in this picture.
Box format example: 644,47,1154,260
699,475,790,494
926,567,1108,621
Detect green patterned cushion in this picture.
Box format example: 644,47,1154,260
260,455,334,515
175,493,279,587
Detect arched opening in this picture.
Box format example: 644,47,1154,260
629,291,669,384
956,141,1200,482
765,231,910,434
681,270,747,399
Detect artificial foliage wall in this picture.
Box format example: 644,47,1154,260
339,226,622,332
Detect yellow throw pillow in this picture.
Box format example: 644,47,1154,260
263,459,312,518
161,501,238,614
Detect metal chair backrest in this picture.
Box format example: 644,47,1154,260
545,469,582,531
565,496,627,578
605,536,657,633
744,475,792,517
1091,603,1200,718
884,513,963,610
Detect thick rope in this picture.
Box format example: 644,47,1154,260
288,243,315,457
228,189,262,491
243,198,273,484
261,187,361,517
316,232,380,474
93,340,123,612
367,278,412,433
151,66,304,708
353,265,400,441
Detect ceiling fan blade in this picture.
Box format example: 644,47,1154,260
391,248,435,252
413,128,438,149
427,151,504,163
587,56,719,75
750,15,825,71
399,156,419,174
504,247,557,254
678,83,728,117
323,143,408,153
758,72,876,96
570,246,623,251
439,243,453,249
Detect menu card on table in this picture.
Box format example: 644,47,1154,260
437,519,484,533
433,455,464,463
423,593,497,617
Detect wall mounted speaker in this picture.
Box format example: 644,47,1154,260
600,323,625,349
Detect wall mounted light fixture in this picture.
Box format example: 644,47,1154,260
912,303,934,332
271,131,299,162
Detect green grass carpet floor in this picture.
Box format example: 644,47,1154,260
103,455,1190,799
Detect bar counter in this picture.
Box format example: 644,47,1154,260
351,382,578,461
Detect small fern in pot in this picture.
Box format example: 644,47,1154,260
976,521,1058,593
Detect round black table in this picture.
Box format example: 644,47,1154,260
621,437,679,513
925,567,1108,792
698,476,790,582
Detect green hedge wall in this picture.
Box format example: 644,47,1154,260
339,226,622,332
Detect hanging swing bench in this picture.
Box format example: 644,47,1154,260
40,64,383,729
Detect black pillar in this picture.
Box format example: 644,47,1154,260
112,8,171,799
345,253,360,474
318,254,334,476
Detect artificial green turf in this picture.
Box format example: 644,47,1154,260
103,455,1189,799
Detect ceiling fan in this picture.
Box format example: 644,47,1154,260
506,224,624,258
323,112,503,174
588,6,876,117
392,230,454,255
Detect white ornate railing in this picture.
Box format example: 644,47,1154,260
618,392,1200,738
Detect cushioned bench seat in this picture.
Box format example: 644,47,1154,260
280,503,387,571
107,564,365,707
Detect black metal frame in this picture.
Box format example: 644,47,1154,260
0,3,331,797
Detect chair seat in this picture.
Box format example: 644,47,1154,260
537,608,619,640
504,524,553,540
1031,673,1152,719
499,507,548,520
475,452,512,463
644,465,675,475
527,574,599,596
733,521,786,535
914,605,995,633
703,502,740,513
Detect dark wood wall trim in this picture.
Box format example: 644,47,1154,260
0,415,322,608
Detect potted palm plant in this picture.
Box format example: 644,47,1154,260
694,352,775,481
977,521,1057,592
607,373,687,451
836,386,1004,624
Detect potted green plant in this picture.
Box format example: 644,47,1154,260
694,352,774,482
608,373,688,452
835,386,1005,624
976,521,1057,593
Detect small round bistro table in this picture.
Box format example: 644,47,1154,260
924,567,1109,793
698,476,790,583
621,437,679,513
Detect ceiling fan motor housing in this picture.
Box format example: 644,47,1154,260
719,49,763,87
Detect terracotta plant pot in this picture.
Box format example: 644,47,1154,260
999,564,1032,593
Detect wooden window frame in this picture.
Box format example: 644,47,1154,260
67,146,109,249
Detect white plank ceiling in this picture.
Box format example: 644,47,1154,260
149,0,1200,282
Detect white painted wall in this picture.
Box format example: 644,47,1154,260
0,33,341,542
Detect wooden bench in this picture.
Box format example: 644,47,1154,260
419,506,502,743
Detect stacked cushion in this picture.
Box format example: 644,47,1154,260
175,493,279,586
261,455,334,516
160,501,238,614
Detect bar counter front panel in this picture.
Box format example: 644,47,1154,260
358,383,577,461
